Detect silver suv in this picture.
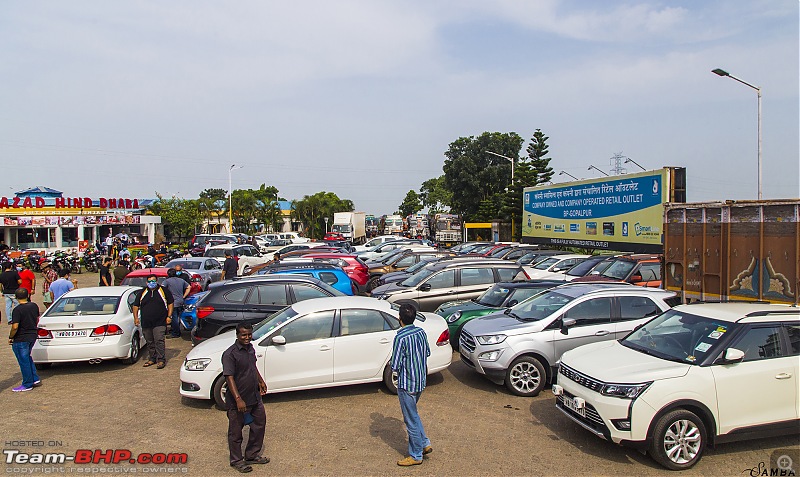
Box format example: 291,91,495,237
459,283,679,396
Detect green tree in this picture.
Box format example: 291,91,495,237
398,190,422,217
442,131,524,221
419,176,451,215
291,192,354,240
198,188,227,230
147,194,203,240
528,129,555,184
252,184,283,233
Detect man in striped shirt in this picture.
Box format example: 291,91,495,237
391,304,432,466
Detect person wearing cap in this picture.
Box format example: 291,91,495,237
221,250,238,280
40,262,58,309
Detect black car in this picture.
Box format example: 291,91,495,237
190,275,344,345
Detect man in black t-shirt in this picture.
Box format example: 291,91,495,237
132,275,174,369
222,322,269,472
8,288,41,392
0,261,22,324
99,257,113,286
222,250,238,280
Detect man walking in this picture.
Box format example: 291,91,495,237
113,260,130,286
49,269,77,302
222,322,269,473
8,288,41,392
99,257,113,286
40,262,58,309
221,250,238,280
132,274,173,369
162,268,189,338
0,261,22,324
391,304,432,466
18,263,36,296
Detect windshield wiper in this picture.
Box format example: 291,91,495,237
506,311,522,320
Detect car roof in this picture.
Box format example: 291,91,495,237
216,274,328,286
166,257,206,263
124,268,169,277
60,286,141,297
549,282,674,298
495,280,568,288
290,296,394,315
674,302,800,324
209,243,252,250
427,259,519,271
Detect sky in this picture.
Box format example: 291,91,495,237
1,0,798,215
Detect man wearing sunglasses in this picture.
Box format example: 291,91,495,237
132,274,174,369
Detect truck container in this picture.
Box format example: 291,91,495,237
332,212,366,244
434,213,462,248
384,215,404,235
663,199,799,305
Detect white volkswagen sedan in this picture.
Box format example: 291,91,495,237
32,286,146,367
180,296,452,408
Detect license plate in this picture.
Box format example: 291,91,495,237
54,330,88,338
562,395,585,417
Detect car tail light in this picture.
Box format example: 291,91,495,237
436,329,450,346
196,306,215,319
191,273,202,282
91,324,124,336
37,328,53,339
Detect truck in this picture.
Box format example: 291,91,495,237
663,199,799,305
434,213,462,248
384,215,404,235
365,214,379,237
332,212,366,244
406,214,429,239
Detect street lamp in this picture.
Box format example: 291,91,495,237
624,158,646,171
558,171,579,180
487,151,516,240
588,165,609,176
324,217,329,233
228,164,244,233
712,68,762,200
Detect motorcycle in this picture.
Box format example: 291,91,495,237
82,249,101,273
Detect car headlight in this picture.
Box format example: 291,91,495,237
478,349,503,361
184,358,212,371
476,334,507,345
446,311,462,323
600,382,652,399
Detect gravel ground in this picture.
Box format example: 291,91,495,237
1,269,797,476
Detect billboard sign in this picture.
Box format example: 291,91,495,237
522,169,671,253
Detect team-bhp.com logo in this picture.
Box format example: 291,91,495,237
4,449,188,465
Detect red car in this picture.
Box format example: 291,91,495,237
324,232,345,241
295,253,369,292
120,267,203,294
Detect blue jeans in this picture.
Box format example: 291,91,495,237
12,341,40,389
5,294,19,323
170,306,183,337
398,389,430,461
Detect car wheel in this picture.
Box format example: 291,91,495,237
649,409,706,470
212,375,228,410
35,362,52,370
505,356,546,397
122,333,141,364
366,276,381,293
242,265,252,276
382,365,398,395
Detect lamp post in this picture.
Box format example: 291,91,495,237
588,165,609,176
558,170,579,180
624,158,646,171
324,217,329,233
712,68,762,200
487,151,516,240
228,164,243,233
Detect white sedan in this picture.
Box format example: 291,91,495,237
32,286,146,367
180,296,452,408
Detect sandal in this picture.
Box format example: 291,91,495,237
231,462,252,473
142,361,156,367
156,362,166,369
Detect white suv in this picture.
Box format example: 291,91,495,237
554,302,799,470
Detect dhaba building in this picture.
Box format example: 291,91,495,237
0,187,162,251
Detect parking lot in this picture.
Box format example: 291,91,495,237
2,272,797,476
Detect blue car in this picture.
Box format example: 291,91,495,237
181,291,209,331
258,262,355,295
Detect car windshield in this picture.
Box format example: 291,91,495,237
506,290,572,321
601,259,636,280
252,307,298,340
166,260,201,270
476,285,512,307
516,252,541,265
46,296,122,316
380,249,405,264
534,257,560,270
404,259,434,274
205,249,229,258
400,268,436,287
566,258,603,277
489,247,510,258
621,309,736,364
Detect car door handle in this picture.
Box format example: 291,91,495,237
594,330,611,336
379,338,390,344
447,290,457,294
319,345,331,351
775,373,792,380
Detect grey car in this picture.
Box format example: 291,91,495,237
459,283,679,397
165,258,224,290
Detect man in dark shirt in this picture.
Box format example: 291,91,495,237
99,257,113,286
8,288,41,392
132,275,174,369
113,260,130,286
162,268,189,338
222,250,239,280
222,322,269,473
0,261,22,324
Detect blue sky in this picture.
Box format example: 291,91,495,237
1,0,797,214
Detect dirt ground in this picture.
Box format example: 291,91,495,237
1,269,797,476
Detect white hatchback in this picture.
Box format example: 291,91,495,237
32,286,146,367
180,296,452,408
554,302,799,470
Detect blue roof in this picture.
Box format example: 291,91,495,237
16,186,62,197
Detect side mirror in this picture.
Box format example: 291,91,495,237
630,274,643,283
506,299,519,307
560,317,576,335
271,335,286,346
717,347,744,364
419,283,432,292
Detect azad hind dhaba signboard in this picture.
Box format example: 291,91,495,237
522,169,671,253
